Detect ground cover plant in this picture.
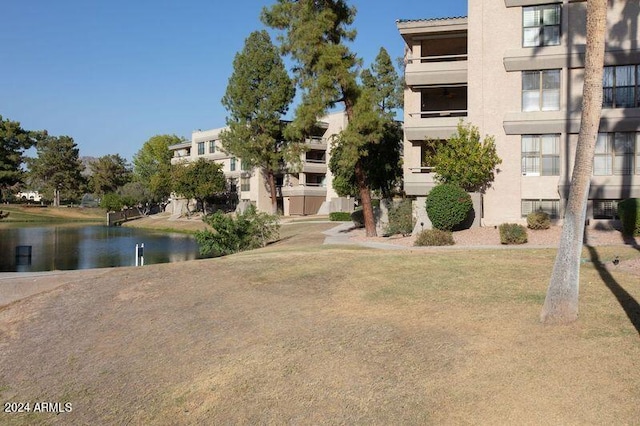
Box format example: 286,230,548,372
527,210,551,230
1,223,640,424
414,228,454,246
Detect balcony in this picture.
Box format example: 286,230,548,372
404,110,467,141
305,136,327,150
404,166,438,196
406,54,468,86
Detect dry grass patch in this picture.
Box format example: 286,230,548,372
0,227,639,424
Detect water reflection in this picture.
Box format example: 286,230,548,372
0,224,204,272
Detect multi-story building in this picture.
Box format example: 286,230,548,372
168,111,351,216
398,1,640,226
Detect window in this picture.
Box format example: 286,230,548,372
208,140,216,154
197,142,205,155
522,70,560,111
603,65,638,108
240,176,250,192
241,160,251,171
521,199,559,218
521,134,560,176
230,157,236,171
523,4,561,47
594,132,635,176
592,199,619,219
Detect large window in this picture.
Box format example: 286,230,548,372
594,132,636,176
208,140,216,154
603,65,638,108
523,4,561,47
522,70,560,112
521,199,560,218
197,142,205,155
230,157,236,171
521,134,560,176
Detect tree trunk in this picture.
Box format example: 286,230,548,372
355,159,377,237
54,188,60,207
541,0,607,324
267,170,278,215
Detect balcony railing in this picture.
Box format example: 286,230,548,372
304,158,326,164
409,110,468,119
408,54,467,64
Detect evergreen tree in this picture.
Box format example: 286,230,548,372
263,1,399,235
220,30,296,214
28,134,85,206
329,47,403,199
0,115,36,200
88,154,132,196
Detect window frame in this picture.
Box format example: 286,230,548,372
522,69,561,112
521,199,560,218
208,140,216,154
521,134,560,176
230,157,236,172
603,65,639,108
197,142,205,156
593,132,637,176
522,4,561,48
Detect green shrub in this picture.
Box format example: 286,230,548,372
351,209,365,228
195,205,279,257
499,223,528,244
329,211,352,221
527,210,550,230
414,229,455,246
386,198,414,236
617,198,640,236
426,183,473,231
100,193,124,211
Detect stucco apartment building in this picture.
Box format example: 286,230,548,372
398,0,640,226
168,111,351,216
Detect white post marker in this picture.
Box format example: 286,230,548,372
135,243,145,266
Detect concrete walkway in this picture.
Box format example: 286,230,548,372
322,222,408,250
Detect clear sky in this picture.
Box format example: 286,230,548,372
1,0,467,161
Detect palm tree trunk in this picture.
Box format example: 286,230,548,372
541,0,607,324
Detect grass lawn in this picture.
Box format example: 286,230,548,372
0,224,639,424
0,204,104,223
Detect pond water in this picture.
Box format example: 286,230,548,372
0,224,205,272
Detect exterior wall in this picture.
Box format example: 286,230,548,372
401,0,640,226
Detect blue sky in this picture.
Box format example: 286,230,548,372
1,1,466,160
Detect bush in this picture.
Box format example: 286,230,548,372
329,211,352,221
414,229,455,246
386,198,414,236
499,223,528,244
426,183,473,231
617,198,640,236
527,210,550,230
351,209,365,228
195,205,280,257
100,193,124,211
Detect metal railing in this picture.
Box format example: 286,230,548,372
408,110,468,118
407,54,468,63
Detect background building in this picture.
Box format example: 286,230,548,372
399,0,640,226
168,111,353,216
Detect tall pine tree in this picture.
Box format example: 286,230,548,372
220,30,296,214
262,0,384,235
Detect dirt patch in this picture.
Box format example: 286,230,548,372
1,226,640,424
